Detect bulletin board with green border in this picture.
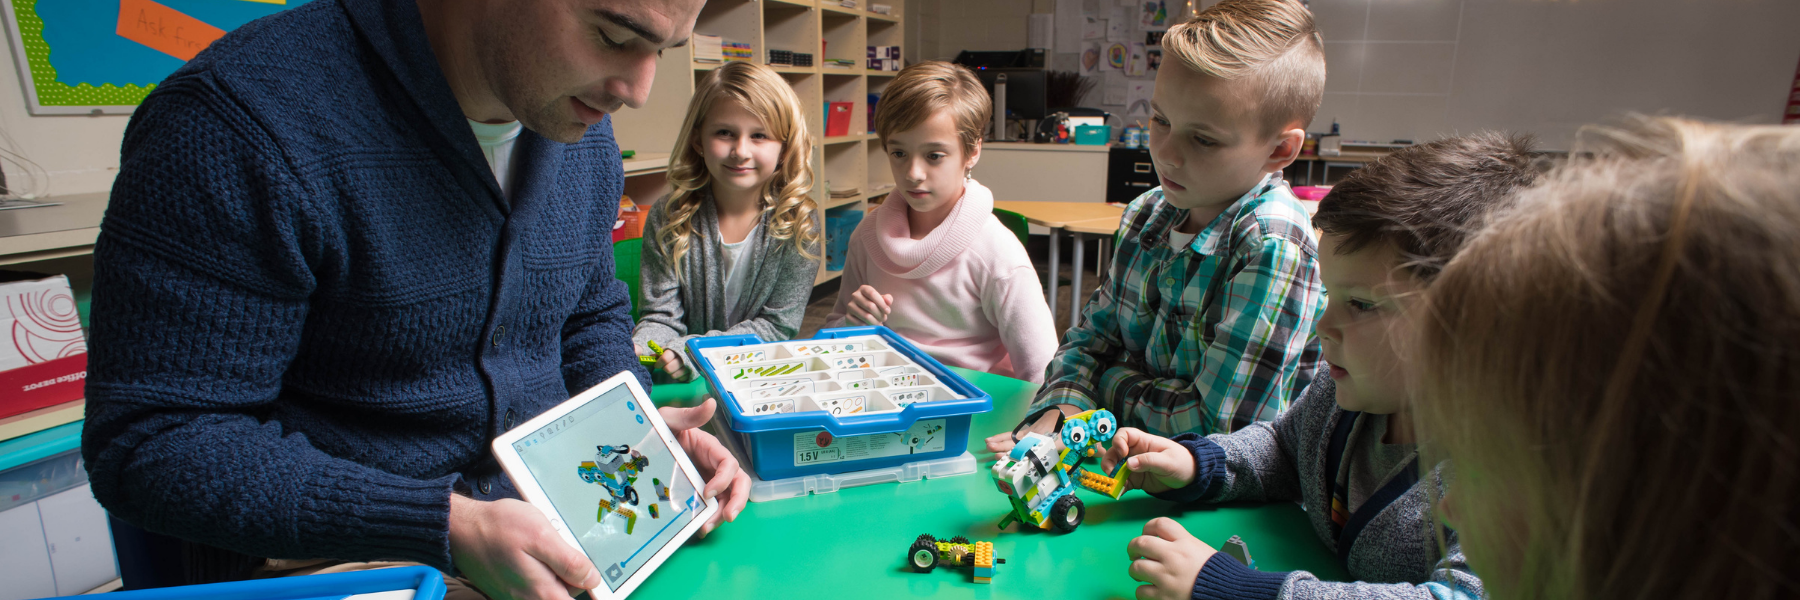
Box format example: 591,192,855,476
1,0,310,115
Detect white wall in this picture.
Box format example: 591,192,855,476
909,0,1800,151
0,54,130,198
1312,0,1800,150
906,0,1053,64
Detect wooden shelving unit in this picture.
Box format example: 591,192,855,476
608,0,905,289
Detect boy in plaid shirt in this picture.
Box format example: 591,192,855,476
988,0,1326,451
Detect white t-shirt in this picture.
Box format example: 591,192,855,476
468,119,523,199
1167,228,1198,250
720,223,762,313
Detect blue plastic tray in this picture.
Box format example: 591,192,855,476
687,326,992,480
38,565,446,600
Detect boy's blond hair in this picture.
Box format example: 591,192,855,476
1416,117,1800,600
662,61,819,276
874,61,991,156
1163,0,1325,135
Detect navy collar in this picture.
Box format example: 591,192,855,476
339,0,506,209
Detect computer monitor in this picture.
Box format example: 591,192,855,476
972,68,1047,121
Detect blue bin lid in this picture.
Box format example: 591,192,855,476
37,565,447,600
687,326,993,437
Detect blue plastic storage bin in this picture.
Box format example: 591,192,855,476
35,565,447,600
687,326,991,480
824,208,863,272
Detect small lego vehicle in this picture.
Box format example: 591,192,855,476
577,444,659,534
991,409,1131,533
907,534,1005,584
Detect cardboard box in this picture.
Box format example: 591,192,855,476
0,275,87,420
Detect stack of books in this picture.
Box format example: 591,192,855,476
723,41,754,62
693,34,723,63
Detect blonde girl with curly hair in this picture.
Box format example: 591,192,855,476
633,61,821,380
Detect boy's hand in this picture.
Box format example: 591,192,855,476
1127,517,1217,600
1102,427,1197,494
982,431,1016,462
847,285,894,326
450,495,597,600
656,349,688,381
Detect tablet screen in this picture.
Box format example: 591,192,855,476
509,385,704,592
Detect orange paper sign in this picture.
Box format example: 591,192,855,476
116,0,225,62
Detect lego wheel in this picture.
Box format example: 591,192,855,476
626,487,640,505
1049,495,1085,533
949,536,970,544
909,536,939,572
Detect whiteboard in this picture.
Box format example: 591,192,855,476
1443,0,1798,150
1,0,313,115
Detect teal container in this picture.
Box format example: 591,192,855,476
1074,124,1111,145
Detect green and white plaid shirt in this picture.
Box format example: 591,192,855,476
1034,175,1325,436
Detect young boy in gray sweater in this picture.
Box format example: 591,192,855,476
1103,133,1546,600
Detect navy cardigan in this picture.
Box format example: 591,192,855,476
82,0,647,571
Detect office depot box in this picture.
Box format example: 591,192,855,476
0,274,87,420
688,326,991,481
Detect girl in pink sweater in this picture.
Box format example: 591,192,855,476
825,61,1057,382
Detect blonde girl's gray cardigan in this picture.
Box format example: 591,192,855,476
630,191,822,366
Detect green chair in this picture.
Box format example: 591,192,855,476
614,237,643,321
992,208,1029,246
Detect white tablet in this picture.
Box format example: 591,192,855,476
492,372,720,600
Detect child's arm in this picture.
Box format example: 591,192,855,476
630,204,691,356
1131,518,1482,600
1103,379,1324,505
1030,207,1140,412
825,232,893,327
980,262,1058,384
1096,234,1323,435
823,248,859,328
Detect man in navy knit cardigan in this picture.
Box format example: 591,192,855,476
81,0,742,597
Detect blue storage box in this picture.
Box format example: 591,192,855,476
687,326,991,481
38,565,447,600
824,207,863,272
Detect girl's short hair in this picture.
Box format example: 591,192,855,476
1416,117,1800,600
660,61,819,276
873,61,991,155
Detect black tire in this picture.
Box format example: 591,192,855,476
1049,495,1085,533
625,487,640,506
909,535,939,572
949,536,970,544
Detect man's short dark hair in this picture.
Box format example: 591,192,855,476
1313,132,1547,280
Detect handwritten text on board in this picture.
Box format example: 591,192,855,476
115,0,226,62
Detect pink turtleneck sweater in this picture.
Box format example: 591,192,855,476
825,180,1058,383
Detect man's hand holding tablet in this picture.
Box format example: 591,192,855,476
459,375,750,600
656,398,752,537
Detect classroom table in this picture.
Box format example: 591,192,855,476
990,201,1126,326
642,366,1349,598
1061,216,1127,330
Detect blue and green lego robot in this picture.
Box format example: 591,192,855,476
577,444,663,534
991,409,1132,533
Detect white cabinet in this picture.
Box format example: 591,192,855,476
39,484,118,595
0,502,59,600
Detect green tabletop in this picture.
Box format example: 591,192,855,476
643,367,1349,598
